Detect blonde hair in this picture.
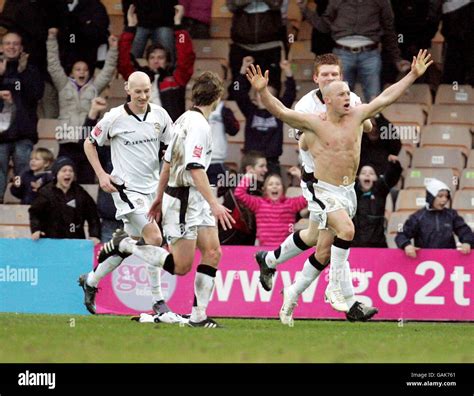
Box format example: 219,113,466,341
32,148,54,169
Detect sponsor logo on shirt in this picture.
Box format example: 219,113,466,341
192,145,203,158
93,126,102,137
154,123,161,135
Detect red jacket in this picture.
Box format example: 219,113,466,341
118,26,195,120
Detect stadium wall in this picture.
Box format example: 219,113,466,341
0,240,472,321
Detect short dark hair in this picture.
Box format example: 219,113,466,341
313,53,343,75
241,150,265,173
145,43,169,63
191,71,224,106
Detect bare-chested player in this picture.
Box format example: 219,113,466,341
247,49,433,313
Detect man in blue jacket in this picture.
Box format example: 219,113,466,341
395,179,474,258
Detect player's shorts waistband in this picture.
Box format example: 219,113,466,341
165,186,190,226
316,180,355,193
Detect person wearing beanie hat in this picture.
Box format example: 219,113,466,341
395,178,474,258
28,155,101,243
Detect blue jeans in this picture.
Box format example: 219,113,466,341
0,139,33,202
333,48,382,102
132,26,176,66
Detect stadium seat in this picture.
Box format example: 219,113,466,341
385,233,398,248
387,211,412,234
395,189,427,211
192,59,227,81
419,125,471,157
280,143,300,167
411,147,465,176
394,84,432,112
461,212,474,231
37,118,62,140
382,104,425,150
283,123,300,143
0,204,30,225
428,104,474,127
35,139,59,158
403,168,456,191
80,184,99,203
295,80,315,100
107,78,127,99
289,40,313,61
105,97,126,111
293,20,313,40
286,186,303,198
102,0,123,15
459,169,474,190
287,0,303,20
397,147,412,171
210,18,232,39
435,84,474,106
211,0,232,18
452,190,474,212
467,151,474,168
193,39,230,60
225,142,243,168
0,225,31,239
292,61,314,81
3,183,21,204
108,14,123,36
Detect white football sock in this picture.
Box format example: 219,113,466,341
265,231,311,269
328,238,352,290
87,255,123,287
340,261,356,308
190,264,216,323
287,255,324,297
147,265,164,303
119,238,168,267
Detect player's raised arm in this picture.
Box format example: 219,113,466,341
246,64,317,132
357,50,433,121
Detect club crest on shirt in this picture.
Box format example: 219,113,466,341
93,125,102,137
135,198,144,208
154,123,161,135
192,145,203,158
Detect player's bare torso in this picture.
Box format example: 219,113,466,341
302,111,364,186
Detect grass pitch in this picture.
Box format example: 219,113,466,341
0,313,473,363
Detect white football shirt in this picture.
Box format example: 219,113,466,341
294,89,362,173
90,103,173,194
164,109,212,187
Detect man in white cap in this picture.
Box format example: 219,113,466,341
395,178,474,258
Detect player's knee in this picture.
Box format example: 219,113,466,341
315,248,330,264
143,234,162,246
202,246,222,266
174,264,193,276
338,222,355,241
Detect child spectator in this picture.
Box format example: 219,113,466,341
353,159,402,248
232,56,296,175
131,0,178,66
29,156,101,243
395,179,474,258
207,100,240,186
118,4,195,121
46,28,118,184
235,173,306,247
220,151,267,245
10,148,54,205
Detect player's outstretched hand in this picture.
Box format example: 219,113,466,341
246,64,269,92
148,198,162,223
410,49,433,78
98,173,118,193
211,203,235,231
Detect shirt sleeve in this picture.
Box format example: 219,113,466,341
184,119,209,169
160,109,174,145
89,110,115,146
163,141,173,163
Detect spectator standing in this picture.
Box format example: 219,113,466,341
207,101,240,185
118,4,195,121
131,0,178,66
10,148,54,205
395,179,474,257
297,0,411,102
0,31,44,203
232,56,296,175
179,0,212,39
227,0,284,94
353,160,402,247
29,156,101,242
47,28,118,184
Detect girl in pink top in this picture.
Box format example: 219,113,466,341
235,174,307,247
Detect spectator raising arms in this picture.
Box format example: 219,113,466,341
118,4,195,121
10,148,54,205
232,56,296,175
235,173,306,247
47,28,118,183
395,179,474,258
29,156,101,243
